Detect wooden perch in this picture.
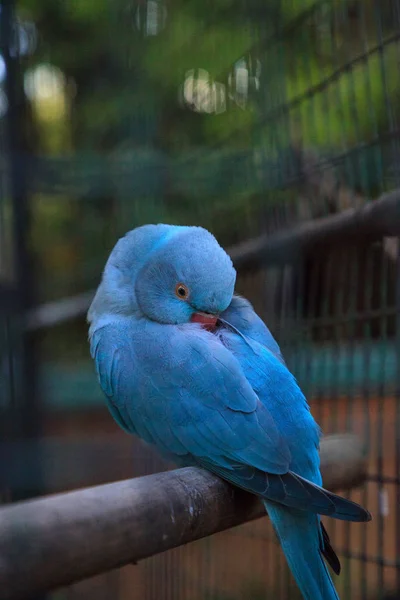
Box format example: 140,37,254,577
25,290,95,330
0,433,368,600
292,144,399,262
230,187,400,269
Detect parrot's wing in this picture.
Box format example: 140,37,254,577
221,295,285,364
216,308,371,522
91,321,291,473
90,322,371,522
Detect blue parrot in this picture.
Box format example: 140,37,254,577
88,224,371,600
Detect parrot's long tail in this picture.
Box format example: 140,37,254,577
265,501,339,600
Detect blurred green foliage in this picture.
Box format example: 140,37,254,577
14,0,400,307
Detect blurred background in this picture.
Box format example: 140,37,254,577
0,0,399,598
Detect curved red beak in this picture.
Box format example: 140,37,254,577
190,312,218,332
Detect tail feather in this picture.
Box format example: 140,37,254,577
265,501,340,600
197,459,372,522
320,522,341,575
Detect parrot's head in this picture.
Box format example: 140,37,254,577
88,224,236,327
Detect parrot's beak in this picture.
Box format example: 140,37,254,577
190,311,219,332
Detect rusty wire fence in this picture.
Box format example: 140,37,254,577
0,0,399,599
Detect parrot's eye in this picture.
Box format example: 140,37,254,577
175,283,189,300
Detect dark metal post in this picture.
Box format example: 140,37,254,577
0,0,43,501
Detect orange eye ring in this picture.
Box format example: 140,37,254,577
175,283,189,300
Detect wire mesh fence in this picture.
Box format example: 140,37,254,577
0,0,399,599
